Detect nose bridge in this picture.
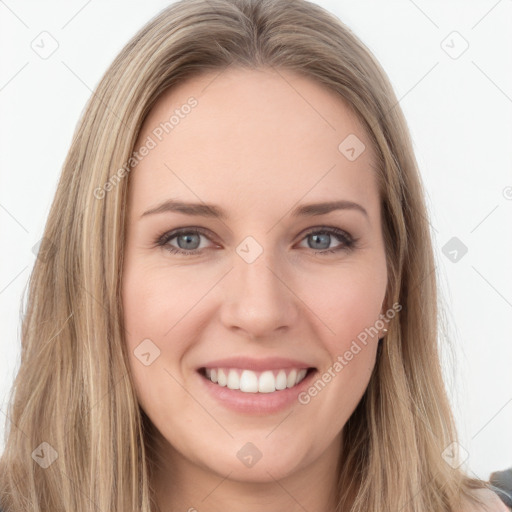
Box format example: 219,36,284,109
239,246,281,297
219,238,297,336
235,240,286,307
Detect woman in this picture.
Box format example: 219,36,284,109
0,0,507,510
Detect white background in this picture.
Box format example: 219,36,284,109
1,0,511,482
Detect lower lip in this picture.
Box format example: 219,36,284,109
197,369,317,415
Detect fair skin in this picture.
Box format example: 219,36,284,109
121,67,507,512
462,488,510,512
121,65,478,512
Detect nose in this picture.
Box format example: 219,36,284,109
219,246,300,339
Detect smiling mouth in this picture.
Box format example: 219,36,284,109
198,367,316,393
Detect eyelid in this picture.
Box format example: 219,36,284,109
156,227,219,249
296,226,356,252
298,225,353,241
155,225,357,255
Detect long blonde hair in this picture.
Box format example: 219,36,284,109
0,0,487,510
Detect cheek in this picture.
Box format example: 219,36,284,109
300,265,384,398
121,261,216,413
298,274,382,438
121,264,178,405
302,264,385,343
122,261,207,347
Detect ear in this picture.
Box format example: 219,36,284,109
377,293,393,340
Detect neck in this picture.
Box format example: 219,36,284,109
150,430,342,512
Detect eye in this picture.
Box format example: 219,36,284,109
155,228,215,256
155,226,357,256
297,227,356,255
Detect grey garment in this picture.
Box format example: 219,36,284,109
490,467,512,508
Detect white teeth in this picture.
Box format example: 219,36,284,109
275,370,287,390
227,369,240,390
296,369,307,384
203,367,310,393
286,369,297,388
217,368,227,387
239,370,258,392
258,371,275,393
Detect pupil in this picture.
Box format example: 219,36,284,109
311,233,329,250
179,234,199,249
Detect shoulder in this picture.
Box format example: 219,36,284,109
460,487,510,512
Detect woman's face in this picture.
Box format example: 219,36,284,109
122,67,388,483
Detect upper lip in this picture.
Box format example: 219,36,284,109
198,356,316,372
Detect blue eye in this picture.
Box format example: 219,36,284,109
155,226,356,256
299,227,355,255
156,228,213,256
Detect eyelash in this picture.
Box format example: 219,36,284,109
154,226,358,257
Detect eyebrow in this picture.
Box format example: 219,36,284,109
140,199,369,220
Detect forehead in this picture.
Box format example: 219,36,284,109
128,67,379,221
